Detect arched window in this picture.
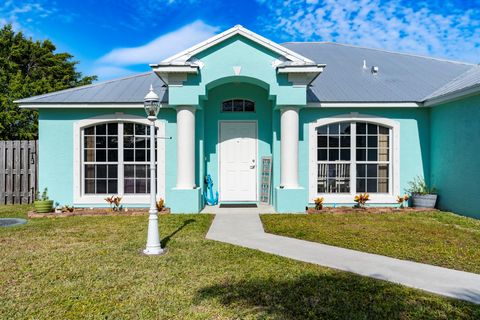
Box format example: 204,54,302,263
309,115,399,203
82,122,157,195
316,121,390,194
222,99,255,112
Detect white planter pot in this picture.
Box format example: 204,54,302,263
411,194,437,208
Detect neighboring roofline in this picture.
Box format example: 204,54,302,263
282,41,475,66
153,25,316,66
307,102,423,108
423,84,480,106
14,72,158,104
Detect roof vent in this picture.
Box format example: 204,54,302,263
362,60,367,70
371,66,379,75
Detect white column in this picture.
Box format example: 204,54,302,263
176,106,196,189
280,107,299,188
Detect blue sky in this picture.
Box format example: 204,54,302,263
1,0,479,81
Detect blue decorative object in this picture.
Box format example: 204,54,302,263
204,174,219,206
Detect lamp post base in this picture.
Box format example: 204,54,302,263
144,210,164,255
143,246,165,255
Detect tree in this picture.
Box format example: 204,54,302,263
0,24,97,140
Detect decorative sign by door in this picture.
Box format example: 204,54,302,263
260,156,272,204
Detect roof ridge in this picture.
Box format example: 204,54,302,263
16,71,154,103
423,65,480,101
282,41,475,66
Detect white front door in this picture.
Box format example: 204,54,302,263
219,121,257,202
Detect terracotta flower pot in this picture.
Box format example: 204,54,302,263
34,200,54,213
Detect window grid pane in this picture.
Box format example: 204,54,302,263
221,99,255,112
317,163,350,193
316,122,351,193
123,123,157,194
83,123,119,195
83,122,158,196
355,122,390,193
317,121,391,195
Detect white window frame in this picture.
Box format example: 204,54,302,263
309,113,400,204
221,99,256,112
73,113,166,205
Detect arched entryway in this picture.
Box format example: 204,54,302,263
201,81,273,203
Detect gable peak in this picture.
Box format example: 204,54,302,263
154,25,315,67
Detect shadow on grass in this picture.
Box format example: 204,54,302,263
161,219,196,248
195,273,480,319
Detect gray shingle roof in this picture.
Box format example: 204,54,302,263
16,72,166,104
16,42,478,105
282,42,475,103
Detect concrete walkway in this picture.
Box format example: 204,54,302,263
206,212,480,304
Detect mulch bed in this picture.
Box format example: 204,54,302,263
28,207,170,218
306,206,437,214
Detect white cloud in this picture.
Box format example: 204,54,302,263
0,1,57,31
257,0,480,63
98,20,219,66
90,66,137,80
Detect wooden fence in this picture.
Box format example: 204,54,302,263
0,141,38,204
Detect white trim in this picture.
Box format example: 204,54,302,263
308,113,400,204
221,98,256,113
156,25,315,66
277,66,325,73
306,102,422,108
19,103,147,110
150,65,199,73
218,120,258,202
73,113,166,205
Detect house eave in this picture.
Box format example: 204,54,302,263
17,103,147,110
306,102,423,108
150,65,199,73
277,64,326,73
423,84,480,106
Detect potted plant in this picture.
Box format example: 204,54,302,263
105,195,123,212
354,193,370,209
314,197,324,211
156,198,170,214
396,194,410,209
406,176,437,208
34,188,54,213
54,202,62,214
307,197,324,213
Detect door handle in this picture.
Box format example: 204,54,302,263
250,165,256,169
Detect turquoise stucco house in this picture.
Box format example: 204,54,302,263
16,25,480,217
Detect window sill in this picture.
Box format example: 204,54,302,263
74,195,157,205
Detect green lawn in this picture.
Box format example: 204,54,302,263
262,211,480,274
1,206,479,319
